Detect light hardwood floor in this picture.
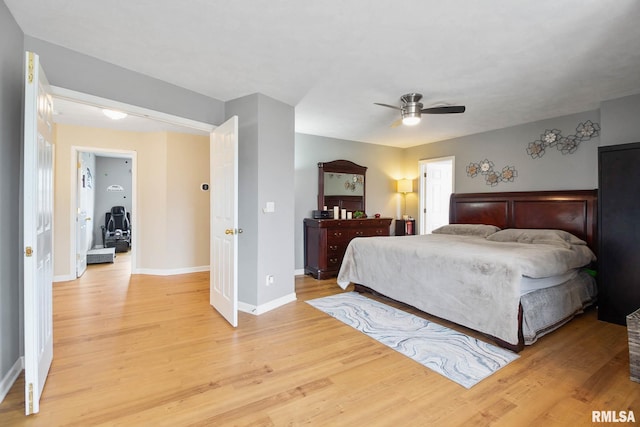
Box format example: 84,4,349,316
1,253,638,426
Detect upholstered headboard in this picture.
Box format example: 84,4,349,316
449,190,598,253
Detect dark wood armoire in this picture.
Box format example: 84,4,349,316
598,142,640,325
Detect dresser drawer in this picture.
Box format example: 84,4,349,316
304,217,392,279
327,242,346,254
327,229,349,244
349,229,369,238
349,227,388,239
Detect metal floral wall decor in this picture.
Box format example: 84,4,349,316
527,120,600,159
466,159,518,187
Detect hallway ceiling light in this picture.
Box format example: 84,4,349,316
102,109,128,120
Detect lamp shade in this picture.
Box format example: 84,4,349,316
397,179,413,193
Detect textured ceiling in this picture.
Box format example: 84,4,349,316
6,0,640,147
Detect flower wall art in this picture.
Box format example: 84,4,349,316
527,120,600,159
466,159,518,187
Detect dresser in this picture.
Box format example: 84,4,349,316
304,217,392,279
598,142,640,325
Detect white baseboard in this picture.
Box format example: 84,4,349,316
238,292,297,315
294,268,305,276
56,266,210,280
0,357,23,404
54,274,76,282
132,266,209,276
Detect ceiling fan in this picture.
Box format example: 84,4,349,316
374,93,466,127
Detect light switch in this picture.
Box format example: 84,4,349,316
263,201,275,213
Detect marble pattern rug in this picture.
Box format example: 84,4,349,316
307,292,519,388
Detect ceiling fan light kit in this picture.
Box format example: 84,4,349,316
402,113,421,126
375,93,466,127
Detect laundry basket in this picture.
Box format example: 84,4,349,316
627,308,640,383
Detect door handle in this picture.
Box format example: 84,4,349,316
85,217,92,221
225,228,243,235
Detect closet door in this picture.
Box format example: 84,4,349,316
598,142,640,325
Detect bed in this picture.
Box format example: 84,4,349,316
336,190,598,352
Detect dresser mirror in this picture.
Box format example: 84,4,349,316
317,160,367,212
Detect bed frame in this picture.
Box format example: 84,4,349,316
449,189,598,254
355,189,598,352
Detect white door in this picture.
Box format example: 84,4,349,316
210,116,239,327
76,154,88,277
76,210,88,277
23,51,54,415
420,157,454,234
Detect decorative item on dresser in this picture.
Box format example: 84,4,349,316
304,217,392,279
598,142,640,325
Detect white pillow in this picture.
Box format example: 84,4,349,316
431,224,501,237
486,228,587,248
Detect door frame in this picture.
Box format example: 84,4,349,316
51,86,215,278
70,147,137,275
418,156,455,235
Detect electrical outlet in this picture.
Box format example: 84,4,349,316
266,275,274,286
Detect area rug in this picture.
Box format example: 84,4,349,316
307,292,519,388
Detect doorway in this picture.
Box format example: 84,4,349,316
419,156,455,234
51,86,214,280
73,148,135,277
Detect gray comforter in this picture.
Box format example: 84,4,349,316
337,234,596,346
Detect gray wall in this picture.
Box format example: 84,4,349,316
0,0,23,397
402,110,601,219
295,134,405,270
601,93,640,146
93,156,133,246
226,93,296,307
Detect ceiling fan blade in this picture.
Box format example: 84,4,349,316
390,118,403,128
421,105,466,114
374,102,402,111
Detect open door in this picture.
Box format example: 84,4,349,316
75,153,89,277
420,157,454,235
210,116,239,326
23,51,54,415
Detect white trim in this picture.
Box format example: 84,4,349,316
132,266,210,276
294,268,305,276
0,357,24,403
53,274,76,283
50,86,216,133
70,147,138,277
238,293,297,315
